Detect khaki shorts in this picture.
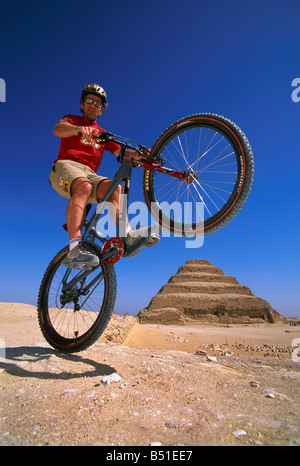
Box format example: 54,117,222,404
49,160,109,203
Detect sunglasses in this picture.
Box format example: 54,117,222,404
84,97,103,108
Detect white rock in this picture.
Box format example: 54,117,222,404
206,355,217,362
101,373,122,385
250,381,262,388
263,389,289,400
232,429,247,438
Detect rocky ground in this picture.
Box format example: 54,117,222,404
0,303,299,446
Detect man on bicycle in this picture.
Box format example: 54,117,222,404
49,83,159,269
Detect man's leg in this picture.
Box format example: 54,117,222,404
96,179,160,256
96,180,129,230
63,177,99,269
66,177,92,241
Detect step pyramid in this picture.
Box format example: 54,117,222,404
137,259,283,325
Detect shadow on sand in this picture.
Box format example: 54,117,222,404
0,345,116,380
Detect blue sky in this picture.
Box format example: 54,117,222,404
0,0,299,318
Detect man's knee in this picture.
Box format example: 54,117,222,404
97,179,121,201
71,178,92,198
113,184,122,198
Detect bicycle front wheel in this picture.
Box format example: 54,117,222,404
37,244,117,353
143,114,254,236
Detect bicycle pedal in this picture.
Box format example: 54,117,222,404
145,235,160,248
68,264,95,271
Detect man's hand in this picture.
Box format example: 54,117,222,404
54,122,99,140
74,125,99,140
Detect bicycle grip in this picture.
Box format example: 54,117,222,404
76,130,103,138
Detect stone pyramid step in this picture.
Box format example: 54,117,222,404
169,273,238,284
138,259,283,324
160,281,253,296
148,292,270,313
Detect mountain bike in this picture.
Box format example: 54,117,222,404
37,113,254,352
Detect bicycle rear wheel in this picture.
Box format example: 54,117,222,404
37,244,117,353
143,114,254,236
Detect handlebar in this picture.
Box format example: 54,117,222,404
93,131,152,164
77,129,141,149
77,129,165,168
96,131,149,154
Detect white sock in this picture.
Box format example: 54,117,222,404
69,237,81,251
125,225,131,235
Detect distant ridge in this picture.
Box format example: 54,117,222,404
137,259,284,325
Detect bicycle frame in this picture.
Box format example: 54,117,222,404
78,132,195,260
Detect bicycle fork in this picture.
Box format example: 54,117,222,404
60,265,107,310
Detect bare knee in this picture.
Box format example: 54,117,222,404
71,178,92,199
111,184,122,201
97,180,121,202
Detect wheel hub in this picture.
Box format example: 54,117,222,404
181,169,198,184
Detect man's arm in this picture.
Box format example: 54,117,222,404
113,148,150,165
54,122,78,138
113,148,135,157
54,122,97,140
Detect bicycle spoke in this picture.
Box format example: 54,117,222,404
45,263,107,340
155,128,237,220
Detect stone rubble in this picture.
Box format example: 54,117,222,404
195,342,293,357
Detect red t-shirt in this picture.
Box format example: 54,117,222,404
54,114,120,172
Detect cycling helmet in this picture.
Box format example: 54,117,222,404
80,83,108,108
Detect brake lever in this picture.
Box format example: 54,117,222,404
138,144,149,152
94,132,111,144
137,144,151,158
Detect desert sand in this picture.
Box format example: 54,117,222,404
0,302,299,446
